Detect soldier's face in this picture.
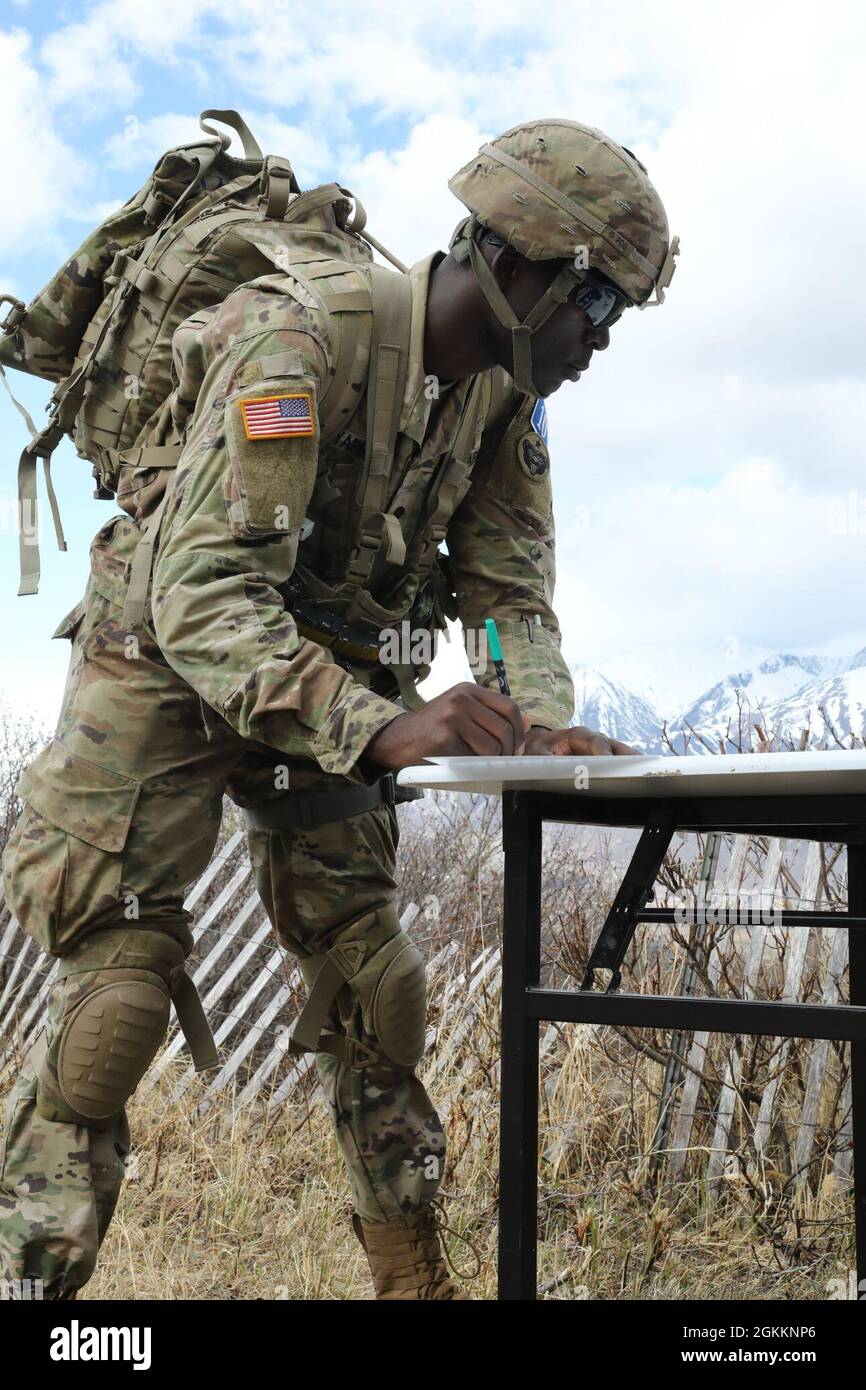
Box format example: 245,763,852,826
491,249,612,398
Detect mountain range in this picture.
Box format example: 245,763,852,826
572,647,866,754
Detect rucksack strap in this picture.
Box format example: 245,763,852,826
345,264,412,596
199,109,263,160
0,366,68,595
122,465,181,628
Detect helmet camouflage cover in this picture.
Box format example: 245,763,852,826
448,118,678,308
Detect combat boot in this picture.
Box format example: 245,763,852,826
353,1206,472,1300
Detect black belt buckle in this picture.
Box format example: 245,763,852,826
379,771,397,806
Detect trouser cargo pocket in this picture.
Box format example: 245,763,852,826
1,738,142,954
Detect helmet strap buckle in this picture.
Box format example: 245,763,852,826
639,233,680,309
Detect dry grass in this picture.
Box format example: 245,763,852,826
1,780,855,1301
76,1005,851,1301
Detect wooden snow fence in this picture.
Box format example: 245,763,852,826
534,830,852,1201
0,824,854,1202
0,830,509,1120
649,831,852,1199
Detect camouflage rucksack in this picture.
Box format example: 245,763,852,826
0,109,410,597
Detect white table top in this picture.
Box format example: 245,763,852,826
396,751,866,799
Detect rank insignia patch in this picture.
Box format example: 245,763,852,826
530,397,548,444
240,394,314,440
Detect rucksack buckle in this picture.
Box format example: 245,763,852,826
0,294,26,332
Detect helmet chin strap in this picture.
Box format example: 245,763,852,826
451,216,580,394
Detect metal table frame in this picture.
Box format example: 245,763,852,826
498,787,866,1300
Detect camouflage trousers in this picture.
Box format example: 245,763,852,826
0,517,444,1298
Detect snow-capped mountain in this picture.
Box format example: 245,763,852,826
765,667,866,746
572,648,866,752
670,653,840,751
570,667,664,751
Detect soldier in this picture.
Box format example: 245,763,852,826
0,119,676,1300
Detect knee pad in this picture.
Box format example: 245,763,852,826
350,925,427,1069
298,908,427,1070
33,929,185,1128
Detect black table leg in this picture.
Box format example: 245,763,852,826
498,792,542,1300
848,842,866,1293
495,790,866,1301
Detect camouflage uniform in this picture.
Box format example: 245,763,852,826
0,241,573,1296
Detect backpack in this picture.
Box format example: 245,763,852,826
0,109,414,599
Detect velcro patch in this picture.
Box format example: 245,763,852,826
240,393,314,440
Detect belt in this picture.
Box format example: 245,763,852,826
242,772,423,832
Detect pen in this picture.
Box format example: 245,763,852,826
484,618,511,697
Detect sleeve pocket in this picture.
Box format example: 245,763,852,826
224,378,319,540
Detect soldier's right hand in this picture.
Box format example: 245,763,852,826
364,682,531,769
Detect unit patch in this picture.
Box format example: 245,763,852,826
519,431,550,477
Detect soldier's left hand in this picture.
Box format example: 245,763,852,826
521,725,639,756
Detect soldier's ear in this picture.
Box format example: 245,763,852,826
486,241,523,290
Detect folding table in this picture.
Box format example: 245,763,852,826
397,751,866,1300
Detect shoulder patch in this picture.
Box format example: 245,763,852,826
240,393,314,440
530,397,548,445
519,431,550,478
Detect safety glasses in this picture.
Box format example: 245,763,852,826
570,272,632,327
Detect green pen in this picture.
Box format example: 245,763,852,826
484,618,511,697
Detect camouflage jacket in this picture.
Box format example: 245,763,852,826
128,244,574,777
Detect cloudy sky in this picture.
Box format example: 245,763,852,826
1,0,864,726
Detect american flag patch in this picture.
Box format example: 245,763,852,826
240,393,314,440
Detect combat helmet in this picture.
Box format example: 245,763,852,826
448,118,679,392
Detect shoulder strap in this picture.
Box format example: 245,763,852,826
345,264,412,592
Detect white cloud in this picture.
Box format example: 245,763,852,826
342,115,488,267
0,29,85,255
2,0,866,709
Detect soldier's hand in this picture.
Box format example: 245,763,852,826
522,725,639,756
364,683,532,769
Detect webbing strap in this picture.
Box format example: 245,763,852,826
294,259,356,280
111,255,173,304
317,306,364,444
319,289,370,312
7,366,68,595
466,235,577,393
391,662,427,711
281,183,348,227
109,443,184,471
121,467,179,628
287,952,377,1068
19,447,68,586
171,970,220,1071
263,157,294,219
381,511,406,565
241,773,417,831
0,361,39,436
199,108,263,160
345,264,412,592
406,373,489,589
286,909,400,1069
